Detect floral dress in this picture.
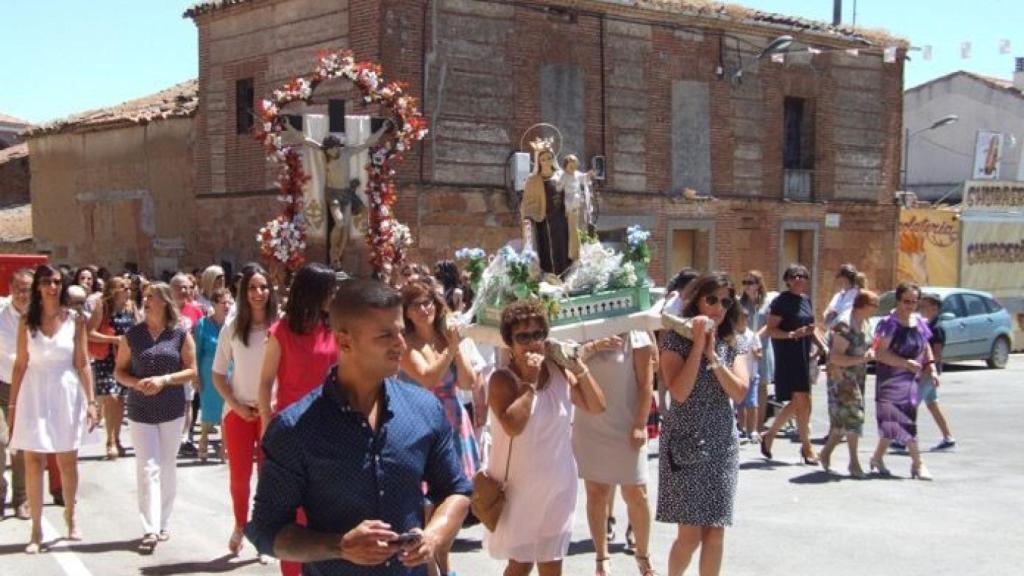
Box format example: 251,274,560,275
93,308,137,397
826,314,869,436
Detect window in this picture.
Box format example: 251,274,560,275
236,78,255,135
669,229,710,275
962,294,988,317
942,295,968,318
984,297,1004,313
783,97,815,201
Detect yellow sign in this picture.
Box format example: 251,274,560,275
961,218,1024,296
897,208,959,286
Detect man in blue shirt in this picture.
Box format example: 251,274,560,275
247,279,472,575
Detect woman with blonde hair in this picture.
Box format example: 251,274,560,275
196,265,226,314
114,282,197,553
87,275,140,459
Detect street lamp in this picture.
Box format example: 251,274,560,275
903,114,959,191
732,35,794,82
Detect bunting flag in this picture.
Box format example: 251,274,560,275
961,41,972,59
771,52,785,63
845,48,859,56
999,39,1011,54
807,47,822,55
923,45,933,61
883,46,898,63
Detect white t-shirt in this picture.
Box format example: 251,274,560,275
0,297,21,382
825,288,860,327
212,317,269,408
737,327,761,376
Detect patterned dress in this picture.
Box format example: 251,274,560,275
400,364,480,480
826,314,869,435
657,331,743,527
92,308,137,397
874,314,932,443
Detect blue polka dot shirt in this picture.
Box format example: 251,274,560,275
246,367,473,575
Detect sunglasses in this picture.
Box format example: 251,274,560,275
788,274,809,280
703,294,735,309
742,280,757,286
512,330,548,345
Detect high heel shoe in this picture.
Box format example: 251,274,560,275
636,555,658,576
848,463,866,479
911,463,933,481
760,440,773,460
869,458,891,476
801,450,820,466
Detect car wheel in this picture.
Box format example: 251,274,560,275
986,336,1010,369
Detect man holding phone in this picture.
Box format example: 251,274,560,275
247,279,472,574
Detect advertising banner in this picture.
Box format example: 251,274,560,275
963,180,1024,212
961,216,1024,295
972,131,1004,180
897,208,960,286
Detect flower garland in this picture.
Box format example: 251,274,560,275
254,50,428,278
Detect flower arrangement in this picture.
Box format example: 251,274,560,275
254,50,428,279
455,247,488,289
609,261,639,289
625,225,652,264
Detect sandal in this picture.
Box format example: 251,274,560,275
106,444,119,460
636,555,658,576
158,529,170,542
228,527,244,555
138,533,158,555
595,556,611,576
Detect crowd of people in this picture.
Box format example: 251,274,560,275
0,258,959,575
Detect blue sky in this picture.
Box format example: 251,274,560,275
1,0,1021,125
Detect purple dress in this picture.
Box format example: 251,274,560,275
873,314,932,443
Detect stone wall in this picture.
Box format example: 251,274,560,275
27,119,195,274
0,153,29,206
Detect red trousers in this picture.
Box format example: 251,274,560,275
47,454,62,496
223,411,263,529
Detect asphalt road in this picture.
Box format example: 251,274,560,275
2,355,1023,576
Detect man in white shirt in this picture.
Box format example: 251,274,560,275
1,268,33,519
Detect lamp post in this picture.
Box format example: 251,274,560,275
903,114,959,191
732,35,793,82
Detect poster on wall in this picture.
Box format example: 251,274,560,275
897,208,959,286
960,216,1024,295
972,131,1004,180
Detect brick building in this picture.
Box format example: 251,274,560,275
186,0,905,301
24,81,199,274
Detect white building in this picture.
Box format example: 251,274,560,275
903,59,1024,202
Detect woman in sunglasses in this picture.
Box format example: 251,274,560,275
739,270,775,441
658,272,750,576
869,282,936,480
485,301,606,576
760,263,828,464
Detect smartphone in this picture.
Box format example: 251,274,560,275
395,531,422,547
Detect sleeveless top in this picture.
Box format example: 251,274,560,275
125,323,188,424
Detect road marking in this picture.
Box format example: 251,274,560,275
41,515,94,576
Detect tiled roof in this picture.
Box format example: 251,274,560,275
907,70,1024,99
184,0,904,45
0,113,31,127
0,143,28,165
25,80,198,137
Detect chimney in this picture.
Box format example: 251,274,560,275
1015,57,1024,91
833,0,843,26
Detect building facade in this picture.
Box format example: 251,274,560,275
185,0,904,299
903,64,1024,203
24,82,199,275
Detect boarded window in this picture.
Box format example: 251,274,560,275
783,97,814,170
540,64,585,162
671,81,711,194
236,78,255,135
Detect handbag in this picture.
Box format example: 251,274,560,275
470,434,513,532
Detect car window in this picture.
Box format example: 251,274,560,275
876,291,896,316
985,297,1004,313
962,294,988,317
941,295,967,318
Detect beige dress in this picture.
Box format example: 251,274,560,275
572,331,651,485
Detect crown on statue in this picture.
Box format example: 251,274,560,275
528,136,555,156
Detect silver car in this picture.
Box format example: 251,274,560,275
872,287,1014,369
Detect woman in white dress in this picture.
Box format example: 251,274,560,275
9,265,98,553
486,301,607,576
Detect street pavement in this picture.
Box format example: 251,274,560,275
2,355,1023,576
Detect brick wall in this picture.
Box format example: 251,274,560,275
191,0,903,294
0,155,30,205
